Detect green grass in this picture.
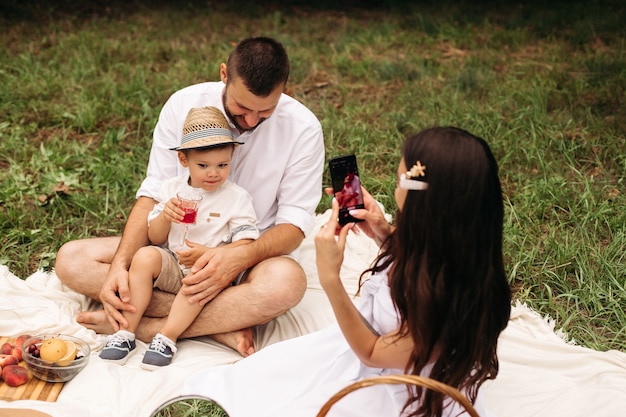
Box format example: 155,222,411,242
1,0,625,353
152,396,228,417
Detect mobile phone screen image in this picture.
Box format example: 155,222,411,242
328,154,365,226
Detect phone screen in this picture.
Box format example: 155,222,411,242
329,154,365,226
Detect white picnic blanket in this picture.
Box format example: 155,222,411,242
1,210,625,416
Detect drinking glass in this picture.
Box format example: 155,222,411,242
176,191,202,246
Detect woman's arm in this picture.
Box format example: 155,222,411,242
315,199,412,369
320,275,413,369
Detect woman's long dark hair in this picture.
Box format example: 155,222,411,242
362,127,511,416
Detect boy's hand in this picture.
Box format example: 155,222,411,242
162,197,184,223
175,240,208,268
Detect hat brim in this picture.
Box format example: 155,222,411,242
169,137,244,151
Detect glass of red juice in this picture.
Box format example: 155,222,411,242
176,191,202,245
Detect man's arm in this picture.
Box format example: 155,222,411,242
100,196,156,330
234,223,303,267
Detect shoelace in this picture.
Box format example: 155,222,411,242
150,337,169,353
150,336,177,354
105,333,129,348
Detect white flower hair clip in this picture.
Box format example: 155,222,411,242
399,161,428,190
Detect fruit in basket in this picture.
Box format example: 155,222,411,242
27,343,41,358
0,354,19,367
57,341,78,366
2,364,29,387
39,338,68,362
22,335,91,383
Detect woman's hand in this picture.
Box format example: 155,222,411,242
324,186,393,248
348,187,393,247
315,198,353,291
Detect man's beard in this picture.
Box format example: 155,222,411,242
223,101,267,133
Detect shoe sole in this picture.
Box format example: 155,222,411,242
139,360,169,371
99,348,137,365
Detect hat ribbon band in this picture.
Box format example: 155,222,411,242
181,128,233,145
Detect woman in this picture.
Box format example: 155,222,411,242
183,126,512,416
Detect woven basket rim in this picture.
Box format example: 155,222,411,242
316,374,480,417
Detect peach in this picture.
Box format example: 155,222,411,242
11,347,23,361
0,343,12,355
14,335,31,350
0,354,19,368
2,365,29,387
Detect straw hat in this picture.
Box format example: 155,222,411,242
170,106,243,151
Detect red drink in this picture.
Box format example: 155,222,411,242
181,207,198,224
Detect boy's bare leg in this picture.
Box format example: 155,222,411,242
122,247,164,334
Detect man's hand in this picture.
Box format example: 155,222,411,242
180,246,244,306
99,264,136,331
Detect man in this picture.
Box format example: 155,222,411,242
55,37,325,357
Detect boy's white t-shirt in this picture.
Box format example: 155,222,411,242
148,175,259,254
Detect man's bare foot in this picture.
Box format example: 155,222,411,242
136,317,167,343
76,310,115,335
211,328,255,357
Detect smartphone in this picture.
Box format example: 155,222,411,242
329,154,365,226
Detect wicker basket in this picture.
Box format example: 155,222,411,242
316,374,480,417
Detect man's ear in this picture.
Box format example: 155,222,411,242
220,63,227,83
178,151,188,167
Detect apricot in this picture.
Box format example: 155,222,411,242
2,364,29,387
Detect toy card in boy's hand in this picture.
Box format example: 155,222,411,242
329,154,365,226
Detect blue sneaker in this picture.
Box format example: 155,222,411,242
99,331,136,365
140,333,177,371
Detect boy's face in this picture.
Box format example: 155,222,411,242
178,146,233,192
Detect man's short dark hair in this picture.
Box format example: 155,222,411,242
227,37,290,97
